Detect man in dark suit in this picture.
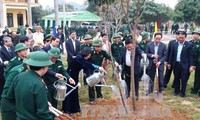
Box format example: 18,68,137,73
121,38,145,99
168,31,194,97
0,37,16,62
0,31,9,47
146,33,167,93
65,30,80,65
163,32,179,88
42,36,60,52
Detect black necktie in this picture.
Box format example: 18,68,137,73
8,47,12,56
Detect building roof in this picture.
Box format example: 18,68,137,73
42,11,102,22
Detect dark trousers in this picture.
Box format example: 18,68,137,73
63,85,80,114
47,87,58,108
163,66,174,88
0,78,5,101
148,64,164,92
88,82,103,102
173,62,190,95
124,65,139,98
192,66,200,93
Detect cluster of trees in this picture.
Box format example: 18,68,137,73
173,0,200,26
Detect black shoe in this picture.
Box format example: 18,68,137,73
179,93,186,98
173,92,179,96
190,88,197,94
136,96,139,101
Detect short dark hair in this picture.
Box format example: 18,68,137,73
51,36,59,41
125,38,133,45
29,65,43,71
176,30,187,37
2,30,7,34
80,47,92,57
154,33,163,38
101,33,107,38
70,30,76,35
20,36,29,43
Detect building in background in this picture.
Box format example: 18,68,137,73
0,0,40,29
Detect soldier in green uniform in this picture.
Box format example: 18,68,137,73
1,57,29,120
190,29,200,96
4,43,29,77
80,34,93,51
43,48,75,108
111,33,124,63
122,30,132,42
138,31,150,52
6,51,53,120
88,39,117,104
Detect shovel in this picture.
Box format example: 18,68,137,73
49,106,74,120
153,62,163,103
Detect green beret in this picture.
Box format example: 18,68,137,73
113,33,121,39
15,43,29,52
92,39,103,46
44,34,52,41
84,34,92,40
192,29,200,35
24,51,52,67
141,31,149,40
123,30,129,34
48,48,61,58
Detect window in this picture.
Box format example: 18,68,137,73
17,14,24,26
7,13,13,27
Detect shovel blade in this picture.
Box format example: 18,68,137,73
153,92,163,103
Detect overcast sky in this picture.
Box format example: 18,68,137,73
39,0,178,9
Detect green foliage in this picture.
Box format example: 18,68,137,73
174,0,200,25
86,1,98,12
88,0,115,6
129,1,173,23
32,6,54,24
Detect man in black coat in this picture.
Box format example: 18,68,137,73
168,31,194,97
146,33,167,93
0,37,15,62
42,36,60,52
121,38,145,99
163,32,179,88
65,30,80,65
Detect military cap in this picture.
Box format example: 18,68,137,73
141,31,149,40
24,51,52,67
48,48,61,58
15,43,29,52
92,39,103,46
84,34,92,40
3,36,11,42
192,29,200,35
123,30,130,34
44,34,52,41
117,32,123,35
113,33,121,39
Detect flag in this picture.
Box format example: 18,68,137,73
154,21,158,33
53,25,57,36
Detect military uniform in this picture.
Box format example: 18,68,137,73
4,43,28,77
44,48,70,108
80,43,93,51
138,31,150,52
89,39,113,102
44,60,70,107
190,37,200,95
1,63,27,120
6,51,52,120
111,33,124,63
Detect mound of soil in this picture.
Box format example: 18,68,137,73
56,97,192,120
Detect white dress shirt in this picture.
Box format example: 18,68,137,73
176,42,184,62
126,50,131,66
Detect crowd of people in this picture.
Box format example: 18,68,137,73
0,24,199,119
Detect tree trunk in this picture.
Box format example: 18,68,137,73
54,0,59,27
0,0,4,28
27,0,32,27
